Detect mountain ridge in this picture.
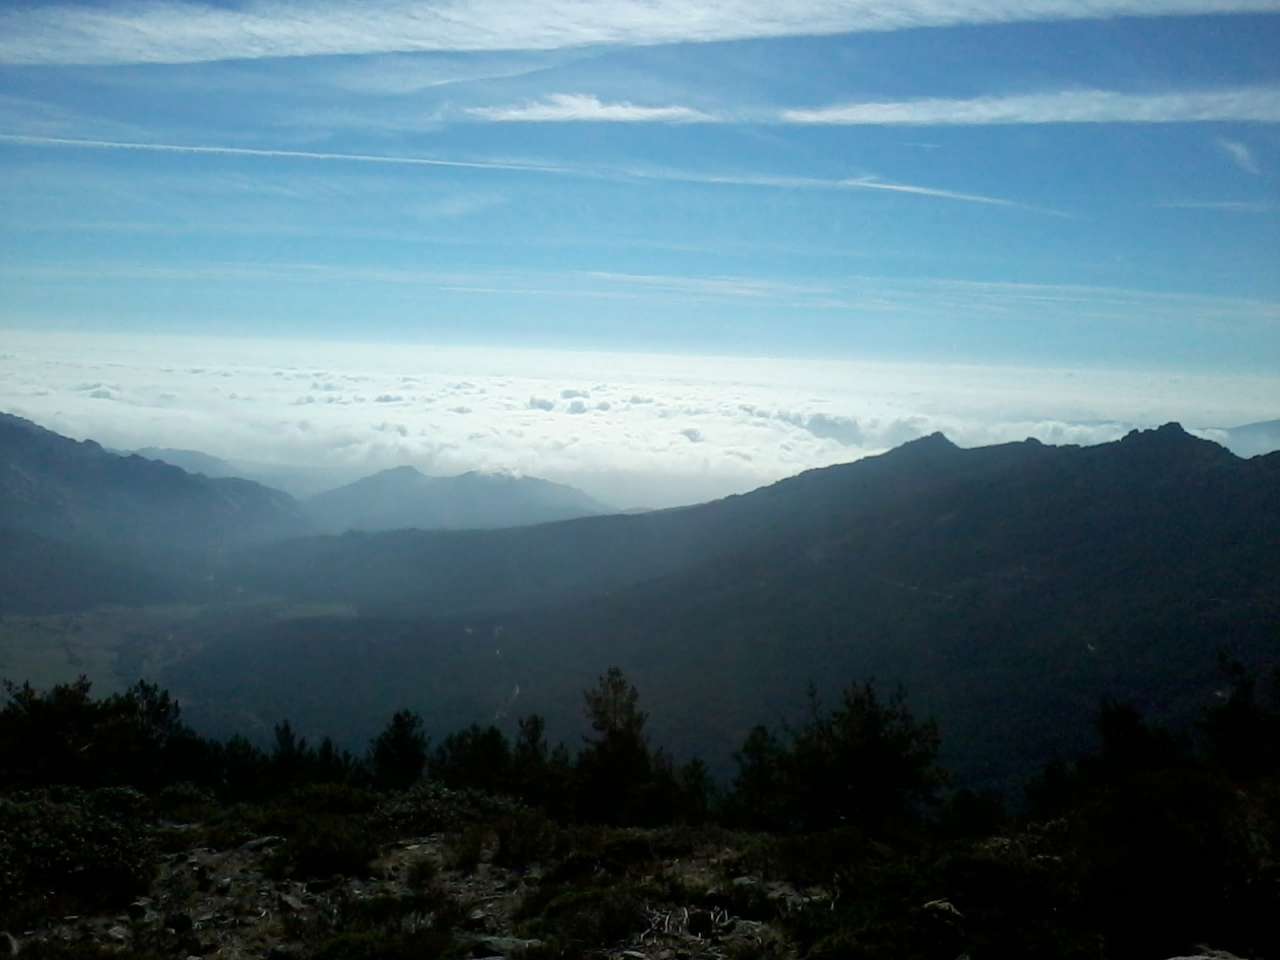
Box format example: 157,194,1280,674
175,421,1277,790
304,463,610,533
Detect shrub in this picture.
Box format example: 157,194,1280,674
494,809,560,869
0,788,154,926
443,824,488,873
270,816,378,879
521,885,647,951
405,853,439,890
308,930,453,960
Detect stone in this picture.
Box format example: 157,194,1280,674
475,935,544,954
922,898,964,921
278,893,307,914
165,912,194,934
127,899,151,920
306,875,343,893
105,926,129,943
241,835,283,852
0,932,18,957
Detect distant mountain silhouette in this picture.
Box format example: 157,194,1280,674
0,412,310,556
134,446,240,478
304,465,609,533
1221,418,1280,458
196,423,1278,789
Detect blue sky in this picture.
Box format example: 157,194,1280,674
1,1,1278,372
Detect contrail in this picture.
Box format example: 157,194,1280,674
0,132,573,175
0,131,1062,213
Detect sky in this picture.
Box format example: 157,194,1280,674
1,1,1278,503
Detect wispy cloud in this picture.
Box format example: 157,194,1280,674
466,94,715,123
1157,200,1275,213
8,258,1274,329
1217,137,1262,173
782,87,1280,125
329,52,573,95
0,133,1054,213
583,271,829,300
0,133,575,176
3,0,1279,65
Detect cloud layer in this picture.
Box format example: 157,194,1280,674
2,332,1275,508
3,0,1279,65
783,87,1280,125
466,94,714,123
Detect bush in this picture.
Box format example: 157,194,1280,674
443,824,488,873
270,816,379,879
520,885,647,951
494,809,560,869
308,930,453,960
405,853,439,890
0,788,155,926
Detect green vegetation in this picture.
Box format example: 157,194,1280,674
2,662,1278,958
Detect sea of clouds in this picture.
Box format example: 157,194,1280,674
2,331,1275,508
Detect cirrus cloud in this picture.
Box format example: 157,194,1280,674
5,0,1280,66
782,86,1280,125
466,94,715,123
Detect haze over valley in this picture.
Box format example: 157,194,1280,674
2,1,1279,956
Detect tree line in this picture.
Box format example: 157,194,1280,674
0,667,949,835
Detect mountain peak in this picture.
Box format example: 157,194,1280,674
915,431,957,448
1119,421,1206,449
1122,421,1188,441
880,430,959,464
374,465,426,480
1116,421,1236,464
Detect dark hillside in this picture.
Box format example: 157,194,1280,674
173,425,1280,790
0,412,309,552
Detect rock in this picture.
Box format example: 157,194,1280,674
1,931,18,956
475,935,544,955
278,893,307,913
464,907,488,930
922,899,964,921
127,899,151,920
241,835,283,852
105,926,129,943
306,875,343,893
165,912,194,934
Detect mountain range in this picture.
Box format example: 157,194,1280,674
304,465,609,533
3,410,1278,791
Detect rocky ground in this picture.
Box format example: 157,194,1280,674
0,784,1258,960
2,785,826,959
